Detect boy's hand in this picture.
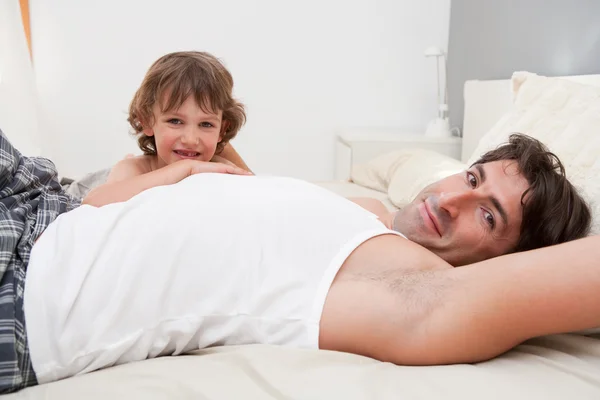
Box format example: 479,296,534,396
84,160,251,208
160,160,251,186
180,160,252,178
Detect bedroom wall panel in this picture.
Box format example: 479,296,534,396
29,0,450,180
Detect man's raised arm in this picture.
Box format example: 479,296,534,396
401,235,600,365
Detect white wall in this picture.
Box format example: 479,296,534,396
30,0,450,180
0,1,41,156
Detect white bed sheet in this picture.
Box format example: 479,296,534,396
9,335,600,400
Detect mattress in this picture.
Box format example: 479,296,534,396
8,335,600,399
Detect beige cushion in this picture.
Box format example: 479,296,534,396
350,149,420,194
468,71,600,235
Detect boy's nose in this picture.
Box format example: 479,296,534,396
180,128,199,145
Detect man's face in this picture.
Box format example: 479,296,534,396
393,160,529,266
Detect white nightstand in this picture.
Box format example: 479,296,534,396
335,130,462,180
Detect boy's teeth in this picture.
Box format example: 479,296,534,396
176,150,199,157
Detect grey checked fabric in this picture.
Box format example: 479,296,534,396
0,129,80,393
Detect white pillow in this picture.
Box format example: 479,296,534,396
468,72,600,235
350,149,425,194
351,149,467,208
387,151,467,208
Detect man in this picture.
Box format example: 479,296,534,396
1,131,596,393
350,133,591,266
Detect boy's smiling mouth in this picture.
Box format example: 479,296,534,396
173,150,201,159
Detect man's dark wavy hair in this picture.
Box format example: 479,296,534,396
472,133,591,252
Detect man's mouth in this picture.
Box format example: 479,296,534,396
174,150,201,158
423,201,442,237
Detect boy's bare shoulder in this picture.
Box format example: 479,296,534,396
107,155,155,182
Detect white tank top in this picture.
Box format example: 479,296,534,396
24,174,403,384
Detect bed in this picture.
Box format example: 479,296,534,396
10,72,600,399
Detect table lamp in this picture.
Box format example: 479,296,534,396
424,46,452,138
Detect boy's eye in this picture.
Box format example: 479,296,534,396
200,122,214,128
167,118,183,125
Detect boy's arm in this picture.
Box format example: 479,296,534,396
219,143,252,173
105,157,147,184
210,155,238,168
394,235,600,365
83,159,249,207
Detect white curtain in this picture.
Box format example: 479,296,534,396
0,0,41,156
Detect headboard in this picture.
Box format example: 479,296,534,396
461,73,600,163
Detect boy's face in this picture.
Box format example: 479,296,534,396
144,95,223,168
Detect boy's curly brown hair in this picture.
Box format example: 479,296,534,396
128,51,246,155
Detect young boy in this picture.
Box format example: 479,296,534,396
84,51,251,207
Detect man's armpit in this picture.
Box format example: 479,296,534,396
347,269,453,325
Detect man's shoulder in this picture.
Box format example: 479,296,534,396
341,233,451,276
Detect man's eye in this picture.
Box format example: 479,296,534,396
484,210,495,229
167,119,183,125
467,172,477,188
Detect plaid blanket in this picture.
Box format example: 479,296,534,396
0,130,80,393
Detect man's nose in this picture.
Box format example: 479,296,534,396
438,191,478,218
